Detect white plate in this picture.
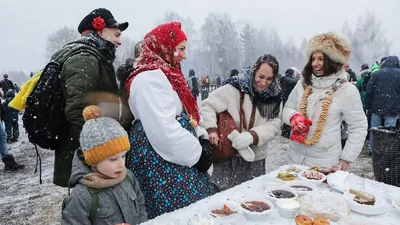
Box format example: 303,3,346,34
327,171,387,198
343,190,387,215
327,171,350,192
208,202,247,224
391,198,400,216
298,170,326,186
279,165,310,173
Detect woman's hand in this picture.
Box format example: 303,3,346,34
340,159,350,171
208,132,219,145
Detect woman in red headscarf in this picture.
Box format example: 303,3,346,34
125,22,212,219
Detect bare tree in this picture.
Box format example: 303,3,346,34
45,26,80,60
240,22,257,67
200,13,241,77
343,12,391,68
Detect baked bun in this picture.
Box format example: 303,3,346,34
295,215,312,225
313,217,330,225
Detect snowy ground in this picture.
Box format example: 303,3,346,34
0,116,374,225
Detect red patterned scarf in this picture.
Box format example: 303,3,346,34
125,22,200,126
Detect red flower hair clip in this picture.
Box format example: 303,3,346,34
92,17,106,31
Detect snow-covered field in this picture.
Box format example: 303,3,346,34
0,116,374,225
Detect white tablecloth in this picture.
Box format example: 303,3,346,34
141,168,400,225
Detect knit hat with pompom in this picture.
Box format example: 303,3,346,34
80,105,130,166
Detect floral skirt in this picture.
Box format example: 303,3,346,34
126,113,212,219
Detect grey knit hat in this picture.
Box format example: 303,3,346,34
80,105,130,166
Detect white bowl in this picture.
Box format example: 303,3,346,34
265,187,298,205
343,190,386,215
207,202,247,224
240,197,274,221
263,177,285,189
298,170,327,186
276,199,300,219
285,180,317,197
391,198,400,217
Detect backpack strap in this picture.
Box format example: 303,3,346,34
87,187,100,224
125,174,133,185
85,175,133,223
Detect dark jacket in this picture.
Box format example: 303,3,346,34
347,69,357,82
62,150,147,225
366,56,400,114
0,79,15,94
3,90,18,123
116,58,135,131
279,71,299,105
54,32,119,187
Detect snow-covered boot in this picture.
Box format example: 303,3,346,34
2,155,24,172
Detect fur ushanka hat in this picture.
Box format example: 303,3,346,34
305,32,351,65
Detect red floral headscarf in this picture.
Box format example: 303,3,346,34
125,22,200,126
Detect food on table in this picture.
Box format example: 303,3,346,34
301,170,324,180
211,204,237,217
286,166,302,173
277,172,297,181
309,166,320,172
290,185,313,192
350,189,376,206
269,189,296,199
240,200,271,212
313,217,330,225
295,215,312,225
318,167,331,176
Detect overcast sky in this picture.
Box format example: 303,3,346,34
0,0,399,74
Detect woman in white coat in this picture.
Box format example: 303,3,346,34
282,32,367,170
124,22,212,219
200,54,282,192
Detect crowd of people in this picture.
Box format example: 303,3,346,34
1,7,399,225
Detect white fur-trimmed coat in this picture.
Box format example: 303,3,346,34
282,69,367,167
200,84,281,161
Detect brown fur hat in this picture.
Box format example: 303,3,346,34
305,32,351,65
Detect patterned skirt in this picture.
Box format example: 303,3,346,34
126,113,212,219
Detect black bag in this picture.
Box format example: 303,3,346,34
23,46,97,150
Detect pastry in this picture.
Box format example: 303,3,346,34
350,189,376,205
295,215,312,225
313,217,330,225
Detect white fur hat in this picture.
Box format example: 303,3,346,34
305,32,351,65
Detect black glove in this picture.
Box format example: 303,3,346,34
193,136,213,173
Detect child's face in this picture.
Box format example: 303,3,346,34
95,151,127,178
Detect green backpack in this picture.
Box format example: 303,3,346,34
62,175,133,223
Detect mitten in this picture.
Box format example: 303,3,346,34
193,137,213,173
231,131,253,150
228,130,255,162
290,113,313,134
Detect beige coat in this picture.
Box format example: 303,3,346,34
200,84,281,161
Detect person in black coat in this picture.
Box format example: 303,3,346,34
0,74,15,96
2,90,19,142
279,68,300,139
116,41,142,131
366,56,400,153
187,69,199,99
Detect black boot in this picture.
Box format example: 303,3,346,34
2,155,24,172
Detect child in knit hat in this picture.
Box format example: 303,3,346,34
62,106,147,225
